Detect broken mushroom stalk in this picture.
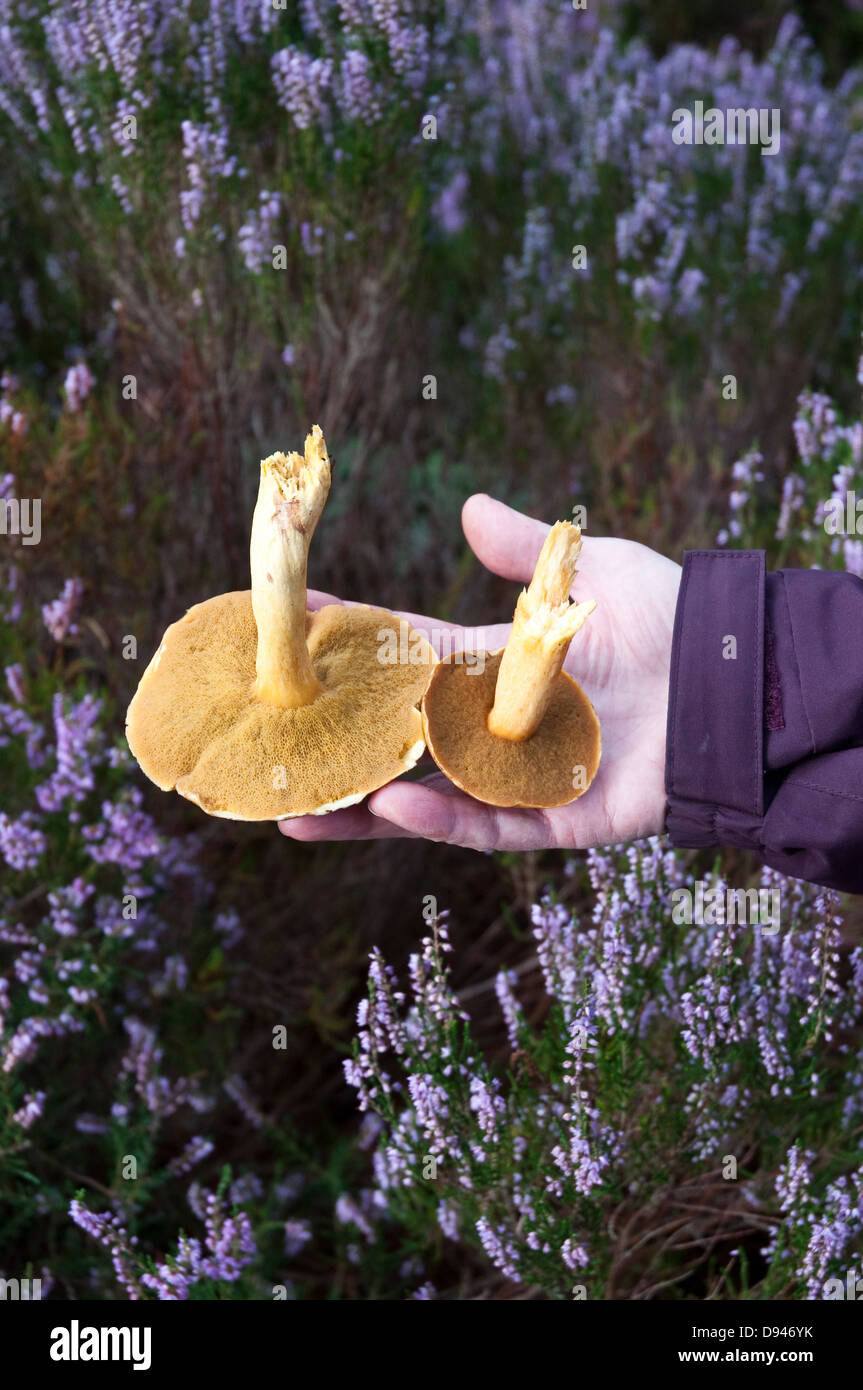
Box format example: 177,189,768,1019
126,426,436,819
421,521,601,808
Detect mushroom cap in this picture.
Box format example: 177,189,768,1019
126,593,436,820
421,650,601,809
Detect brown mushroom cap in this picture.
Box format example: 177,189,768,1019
126,595,435,820
421,649,601,809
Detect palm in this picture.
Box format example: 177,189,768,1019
280,495,681,852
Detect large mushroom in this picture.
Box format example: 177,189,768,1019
126,426,436,819
421,521,600,808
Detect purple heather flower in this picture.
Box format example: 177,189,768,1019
69,1199,142,1300
476,1217,521,1283
42,579,84,643
82,787,164,868
531,897,580,1023
213,908,243,948
152,954,188,997
357,1112,384,1150
468,1074,506,1141
5,664,25,702
169,1136,215,1176
62,364,94,412
229,1175,263,1208
284,1218,312,1257
274,1173,305,1206
406,1072,453,1159
138,1191,256,1299
223,1073,265,1128
47,878,93,937
561,1238,589,1271
0,701,46,766
34,692,101,812
120,1017,210,1119
338,49,382,124
10,1090,46,1129
0,812,47,871
335,1193,375,1242
494,968,521,1047
271,47,333,130
75,1113,109,1135
237,190,281,272
437,1200,459,1240
433,170,469,235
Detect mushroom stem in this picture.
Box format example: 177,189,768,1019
487,521,596,742
250,426,330,708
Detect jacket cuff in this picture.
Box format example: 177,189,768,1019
664,551,765,851
765,568,863,768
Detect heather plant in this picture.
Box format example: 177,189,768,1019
2,7,863,544
342,848,863,1299
3,6,858,355
0,0,449,398
0,492,329,1300
717,334,863,575
445,14,863,355
0,528,210,1288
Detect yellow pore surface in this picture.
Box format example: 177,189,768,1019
126,593,436,819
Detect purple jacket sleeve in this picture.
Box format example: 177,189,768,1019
664,550,863,893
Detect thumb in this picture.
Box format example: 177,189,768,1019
461,494,551,585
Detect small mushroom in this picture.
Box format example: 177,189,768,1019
421,521,600,808
126,426,436,819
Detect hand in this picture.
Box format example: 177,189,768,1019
279,494,682,852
